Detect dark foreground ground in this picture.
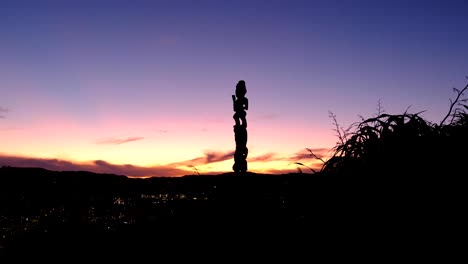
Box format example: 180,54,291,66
0,167,463,258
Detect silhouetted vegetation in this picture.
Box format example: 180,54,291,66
310,80,468,176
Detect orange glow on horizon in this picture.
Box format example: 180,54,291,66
0,107,337,177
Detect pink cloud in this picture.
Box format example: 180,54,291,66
96,137,145,145
253,113,280,120
248,153,276,162
287,148,331,162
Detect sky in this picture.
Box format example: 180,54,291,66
1,0,468,177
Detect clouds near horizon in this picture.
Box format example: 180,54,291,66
0,155,189,177
96,137,145,145
171,150,235,167
0,147,334,177
248,153,276,162
287,148,331,162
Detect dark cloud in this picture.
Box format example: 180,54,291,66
246,148,330,163
0,106,8,118
0,156,79,172
96,137,144,145
171,150,235,167
204,151,234,163
287,148,331,161
89,159,187,177
285,148,332,173
248,153,276,162
0,155,190,177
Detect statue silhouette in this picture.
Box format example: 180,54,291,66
232,80,248,173
232,80,248,127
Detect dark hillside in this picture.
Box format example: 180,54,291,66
0,166,462,255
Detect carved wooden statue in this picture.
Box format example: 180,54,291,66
232,80,248,173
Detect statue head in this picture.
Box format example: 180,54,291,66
235,80,247,98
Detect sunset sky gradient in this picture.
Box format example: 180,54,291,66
1,0,468,176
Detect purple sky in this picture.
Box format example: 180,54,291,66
1,0,468,176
